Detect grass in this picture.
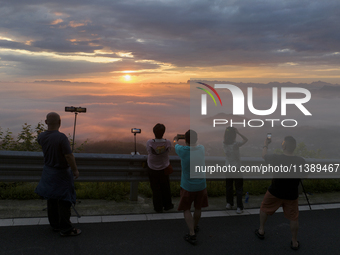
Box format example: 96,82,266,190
0,182,40,199
1,179,339,200
303,179,340,193
74,182,131,201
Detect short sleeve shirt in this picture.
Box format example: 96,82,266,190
175,144,206,192
38,130,72,169
264,154,306,200
146,139,172,170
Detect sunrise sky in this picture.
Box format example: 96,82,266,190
1,0,340,141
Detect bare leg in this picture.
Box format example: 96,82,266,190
183,210,195,235
259,210,268,235
290,220,299,247
193,209,201,229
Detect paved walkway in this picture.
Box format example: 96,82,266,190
1,205,340,255
1,202,340,227
1,193,340,254
1,192,340,226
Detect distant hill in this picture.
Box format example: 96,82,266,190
81,140,148,155
81,139,178,155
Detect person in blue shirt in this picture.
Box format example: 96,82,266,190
174,130,208,245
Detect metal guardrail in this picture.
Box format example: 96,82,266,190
1,150,340,200
0,151,183,200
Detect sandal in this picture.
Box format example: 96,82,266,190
255,229,265,240
194,226,200,234
184,234,197,245
60,228,82,237
291,241,300,250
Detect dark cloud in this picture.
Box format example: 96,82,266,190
0,54,159,77
0,40,34,51
31,39,103,53
0,0,339,78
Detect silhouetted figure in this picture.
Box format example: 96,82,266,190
255,136,305,250
223,127,248,214
146,123,174,213
174,130,208,245
35,112,81,236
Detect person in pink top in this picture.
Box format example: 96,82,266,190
147,123,174,213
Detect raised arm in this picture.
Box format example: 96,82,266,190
235,128,248,147
262,137,270,159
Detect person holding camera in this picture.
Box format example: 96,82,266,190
146,123,174,213
223,127,248,214
174,130,208,245
255,135,305,250
35,112,81,236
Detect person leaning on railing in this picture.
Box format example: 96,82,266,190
146,123,174,213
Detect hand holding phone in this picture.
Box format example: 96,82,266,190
267,133,272,144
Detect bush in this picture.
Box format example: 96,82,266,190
0,122,46,151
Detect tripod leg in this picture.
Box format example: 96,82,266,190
300,180,312,210
72,204,81,218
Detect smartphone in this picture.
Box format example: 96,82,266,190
177,134,185,140
174,134,185,143
131,128,141,134
267,133,272,142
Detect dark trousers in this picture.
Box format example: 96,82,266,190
226,179,244,210
47,199,73,233
148,168,173,211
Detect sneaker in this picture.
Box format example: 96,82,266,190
226,203,232,210
236,208,243,214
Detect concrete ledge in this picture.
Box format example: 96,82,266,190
13,218,40,226
0,219,13,227
38,218,49,225
3,203,340,227
102,214,147,223
146,213,183,220
78,216,102,223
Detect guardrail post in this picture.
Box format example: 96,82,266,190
130,181,139,201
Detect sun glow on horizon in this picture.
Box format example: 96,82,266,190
124,74,132,81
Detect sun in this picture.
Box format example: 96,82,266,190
124,74,131,81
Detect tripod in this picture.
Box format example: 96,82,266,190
300,179,312,210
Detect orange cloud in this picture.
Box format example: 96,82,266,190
69,20,90,28
51,19,63,25
134,102,169,106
